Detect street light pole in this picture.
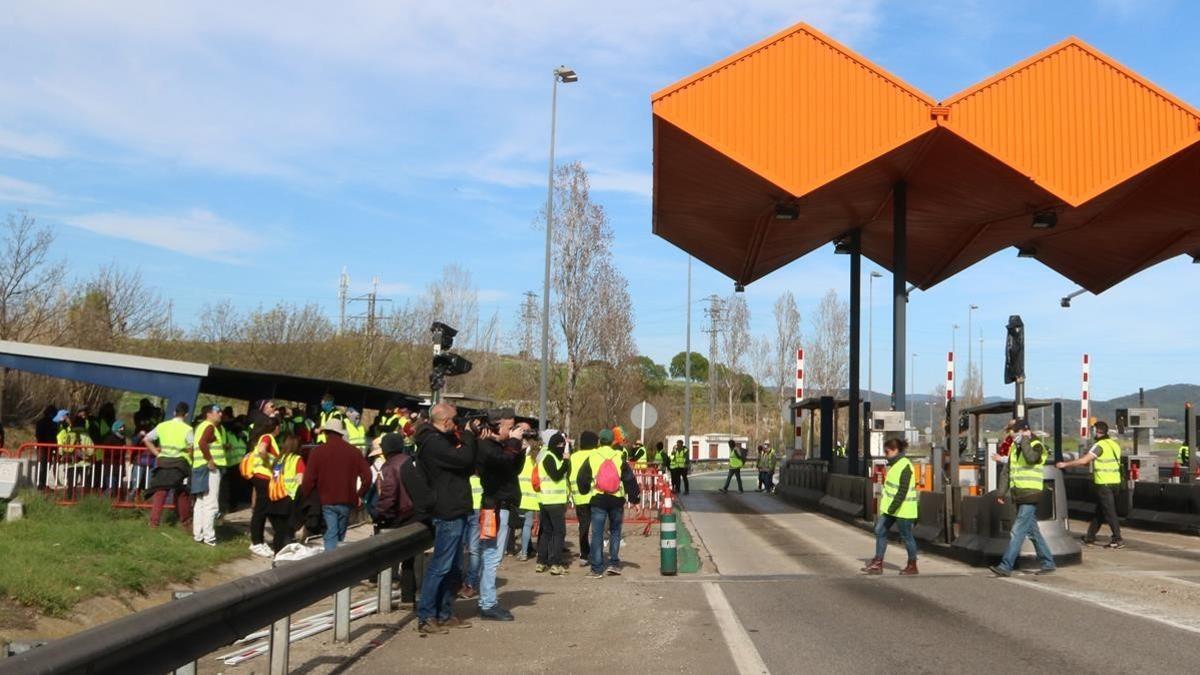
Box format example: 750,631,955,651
967,304,978,397
538,66,577,434
685,255,692,454
868,271,881,407
909,352,918,424
951,323,959,395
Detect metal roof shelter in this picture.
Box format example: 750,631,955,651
0,341,421,412
652,22,1200,464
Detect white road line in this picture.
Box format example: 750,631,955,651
701,582,771,675
1006,578,1200,635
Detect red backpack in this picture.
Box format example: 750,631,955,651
595,456,621,494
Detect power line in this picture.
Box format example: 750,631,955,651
348,275,392,336
702,294,725,423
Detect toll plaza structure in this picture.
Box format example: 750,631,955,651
651,22,1200,567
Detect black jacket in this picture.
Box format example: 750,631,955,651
478,437,523,509
415,423,477,520
376,453,433,526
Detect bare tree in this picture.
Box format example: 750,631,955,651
772,291,801,445
751,335,774,444
807,289,848,397
549,162,613,437
425,263,480,347
960,363,984,408
594,266,638,425
719,294,751,435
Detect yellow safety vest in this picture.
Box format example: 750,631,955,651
155,418,192,461
568,449,593,506
317,409,346,443
192,420,226,468
1092,438,1122,486
470,475,483,510
631,445,648,470
345,419,366,449
882,456,918,519
281,454,303,499
1009,439,1047,492
586,447,626,499
224,431,248,468
519,455,540,511
538,453,569,505
670,448,687,469
729,447,744,469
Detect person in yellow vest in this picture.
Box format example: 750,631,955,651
536,432,571,575
315,394,346,444
220,414,249,515
191,404,226,546
247,418,284,557
143,402,194,529
628,442,648,470
576,429,642,577
719,439,746,494
1179,444,1191,469
1057,420,1125,548
669,439,690,495
569,431,599,567
274,433,306,550
461,472,484,599
57,411,95,499
862,438,919,575
344,407,367,451
517,444,541,561
989,419,1056,576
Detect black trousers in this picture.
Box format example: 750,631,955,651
575,504,591,559
1086,485,1123,541
537,504,567,566
722,468,743,492
670,468,689,495
250,479,292,550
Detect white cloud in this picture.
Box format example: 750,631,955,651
0,174,57,205
0,129,67,159
65,209,262,262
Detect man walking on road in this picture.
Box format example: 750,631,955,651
1057,420,1126,549
719,439,745,494
989,420,1056,576
300,418,372,551
862,438,919,575
415,403,477,635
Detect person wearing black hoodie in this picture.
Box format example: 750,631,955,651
374,432,432,606
474,409,526,621
536,432,571,575
415,403,478,635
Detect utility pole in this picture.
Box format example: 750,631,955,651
702,294,725,424
338,268,349,336
684,256,692,454
520,291,538,359
349,275,391,336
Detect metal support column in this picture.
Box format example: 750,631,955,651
1053,401,1064,464
377,566,393,615
819,396,834,463
848,229,862,477
1185,404,1194,484
334,587,351,643
269,616,290,675
891,182,907,413
862,400,872,477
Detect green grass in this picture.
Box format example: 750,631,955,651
0,492,247,616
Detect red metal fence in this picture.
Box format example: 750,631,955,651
11,442,165,509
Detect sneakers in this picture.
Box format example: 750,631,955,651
479,606,514,622
1080,537,1096,546
437,616,473,629
718,488,728,494
586,571,605,579
1105,540,1127,549
517,554,528,562
249,543,273,558
202,539,217,547
535,564,548,573
989,565,1013,577
549,565,569,576
417,620,448,636
605,565,622,576
578,557,590,568
1035,567,1056,575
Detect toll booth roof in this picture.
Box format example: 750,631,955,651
792,397,852,411
961,399,1053,417
651,22,1200,294
0,340,421,411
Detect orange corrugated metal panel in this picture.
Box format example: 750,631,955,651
942,38,1200,207
652,22,935,198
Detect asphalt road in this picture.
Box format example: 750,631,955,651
681,471,1200,674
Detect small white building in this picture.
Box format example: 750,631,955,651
664,433,752,461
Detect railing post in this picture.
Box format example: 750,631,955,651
377,566,393,615
269,615,290,675
334,587,351,642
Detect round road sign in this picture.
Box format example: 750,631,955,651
631,401,658,430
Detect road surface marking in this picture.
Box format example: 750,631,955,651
1006,577,1200,635
702,582,770,675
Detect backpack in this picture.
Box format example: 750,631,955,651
595,456,621,494
371,456,415,526
531,462,542,493
239,453,256,480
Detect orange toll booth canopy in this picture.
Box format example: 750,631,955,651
651,23,1200,293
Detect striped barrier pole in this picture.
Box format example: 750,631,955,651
659,479,677,575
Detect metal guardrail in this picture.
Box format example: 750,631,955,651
0,522,432,675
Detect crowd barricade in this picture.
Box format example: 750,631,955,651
12,442,169,509
564,466,668,536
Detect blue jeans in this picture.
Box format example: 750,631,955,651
589,504,623,574
999,503,1056,572
874,514,918,562
479,508,510,610
520,508,537,556
418,516,468,623
321,504,351,552
465,509,482,589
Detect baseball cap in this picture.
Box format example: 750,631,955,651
52,409,69,423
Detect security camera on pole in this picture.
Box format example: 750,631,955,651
430,322,472,404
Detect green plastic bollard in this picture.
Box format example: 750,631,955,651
660,511,678,575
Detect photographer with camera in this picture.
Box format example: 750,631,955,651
415,403,478,636
471,408,528,621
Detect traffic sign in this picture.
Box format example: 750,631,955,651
631,401,658,430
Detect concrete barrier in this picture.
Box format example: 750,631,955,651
950,467,1081,567
818,474,868,520
912,492,945,542
778,460,827,507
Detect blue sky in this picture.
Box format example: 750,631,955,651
0,1,1196,402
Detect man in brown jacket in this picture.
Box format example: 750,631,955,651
300,418,372,551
